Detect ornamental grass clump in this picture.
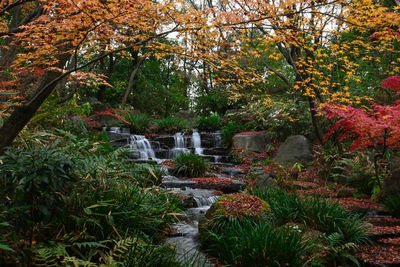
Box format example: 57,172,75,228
172,153,209,178
201,218,313,266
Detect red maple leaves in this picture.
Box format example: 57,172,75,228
322,102,400,151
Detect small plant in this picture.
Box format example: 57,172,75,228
172,153,209,177
125,113,151,134
381,194,400,217
194,113,223,131
156,117,189,133
132,164,165,187
330,152,376,196
221,121,243,147
201,217,313,266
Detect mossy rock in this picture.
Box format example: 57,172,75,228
199,193,270,239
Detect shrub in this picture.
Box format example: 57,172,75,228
132,164,165,187
194,113,223,131
125,113,151,134
172,153,209,177
156,117,189,133
0,146,77,232
250,187,370,250
201,218,313,266
382,194,400,217
330,153,376,196
221,121,243,147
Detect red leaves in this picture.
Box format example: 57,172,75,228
189,177,233,186
217,193,268,218
333,197,381,211
321,102,400,150
234,131,266,136
382,76,400,93
355,245,400,265
96,108,131,125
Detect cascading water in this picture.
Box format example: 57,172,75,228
213,131,222,148
109,126,121,134
194,195,219,207
192,130,203,155
129,135,156,160
170,132,190,158
165,188,218,266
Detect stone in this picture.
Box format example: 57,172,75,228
154,135,176,149
232,132,270,153
384,158,400,195
161,175,197,188
255,173,278,189
200,133,215,148
274,135,313,164
174,110,198,122
202,148,229,156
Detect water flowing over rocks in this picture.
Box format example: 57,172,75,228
104,127,230,164
102,127,250,265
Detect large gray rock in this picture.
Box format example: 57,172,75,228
233,132,269,153
384,158,400,195
275,135,313,164
255,173,278,189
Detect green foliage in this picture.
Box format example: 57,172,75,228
221,121,243,147
156,117,189,133
32,95,92,129
330,153,375,196
36,235,179,267
173,153,209,178
125,113,151,134
381,194,400,217
0,146,77,231
247,98,314,141
131,164,165,187
201,217,313,266
250,187,370,247
195,92,230,116
194,113,223,131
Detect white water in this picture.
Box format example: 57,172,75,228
191,130,203,155
129,135,156,160
194,195,219,207
170,132,190,158
213,131,222,148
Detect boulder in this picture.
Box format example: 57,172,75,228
255,173,278,189
154,135,176,149
233,131,270,153
384,158,400,195
274,135,313,164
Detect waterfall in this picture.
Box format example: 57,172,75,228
129,135,156,160
191,130,203,155
174,132,186,148
213,131,222,148
109,126,121,134
170,132,190,158
193,196,219,207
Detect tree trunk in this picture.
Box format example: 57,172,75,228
122,56,145,106
0,52,70,153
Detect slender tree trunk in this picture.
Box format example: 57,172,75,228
0,52,70,153
307,96,323,144
122,56,145,106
